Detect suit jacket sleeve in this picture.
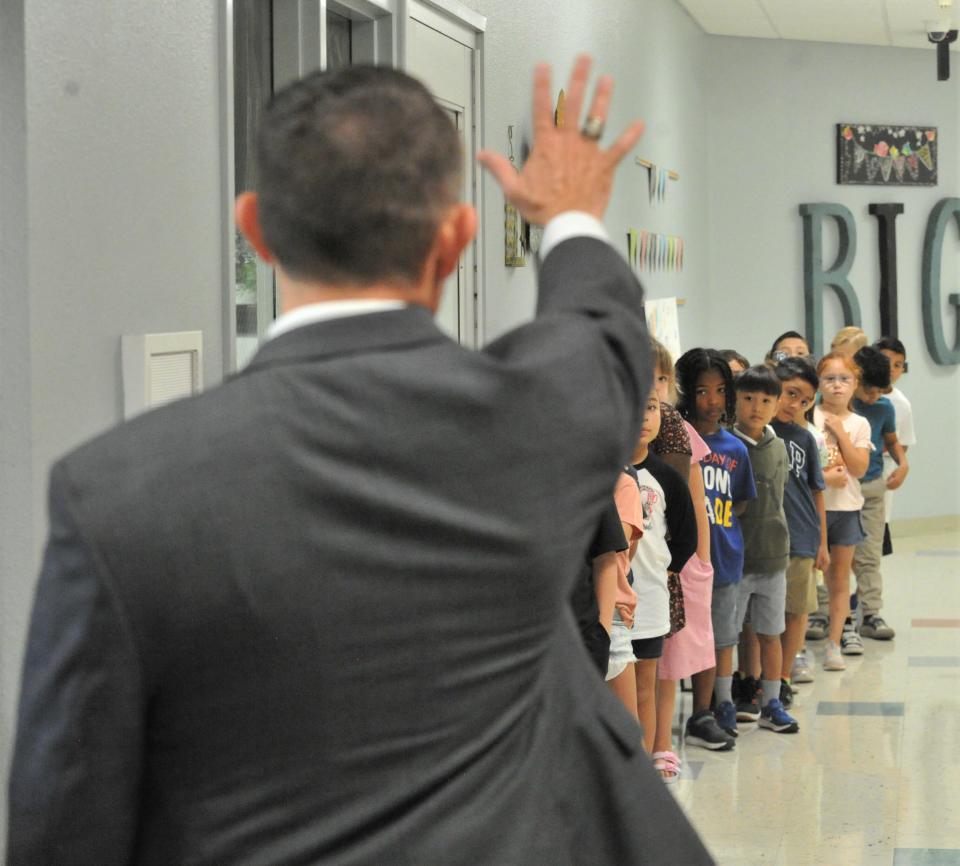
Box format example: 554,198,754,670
7,461,144,866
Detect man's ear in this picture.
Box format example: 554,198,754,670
433,204,477,280
235,192,275,264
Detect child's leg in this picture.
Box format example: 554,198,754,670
691,667,715,714
852,479,888,622
781,558,814,680
715,645,735,686
609,664,638,720
737,624,760,678
757,633,783,705
633,658,659,754
826,544,856,644
781,613,807,679
653,678,677,756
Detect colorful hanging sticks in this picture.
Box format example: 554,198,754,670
627,229,684,273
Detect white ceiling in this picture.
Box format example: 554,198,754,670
677,0,960,50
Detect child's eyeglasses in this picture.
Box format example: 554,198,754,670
821,375,854,385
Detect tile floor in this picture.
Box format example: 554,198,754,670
669,529,960,866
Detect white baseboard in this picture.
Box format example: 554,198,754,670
890,515,960,538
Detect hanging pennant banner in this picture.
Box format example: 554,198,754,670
838,123,937,186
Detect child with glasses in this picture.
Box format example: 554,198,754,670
812,353,872,671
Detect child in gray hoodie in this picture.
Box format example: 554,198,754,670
732,365,799,734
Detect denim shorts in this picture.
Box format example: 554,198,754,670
826,510,866,548
605,613,636,682
711,582,740,648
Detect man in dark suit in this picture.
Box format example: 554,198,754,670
7,57,714,864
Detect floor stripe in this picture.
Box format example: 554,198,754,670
893,850,960,865
915,550,960,557
817,701,905,716
907,657,960,667
912,618,960,628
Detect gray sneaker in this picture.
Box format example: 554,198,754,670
841,619,864,655
824,641,846,671
806,614,828,641
860,615,895,640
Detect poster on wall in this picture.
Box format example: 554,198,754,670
644,297,681,361
837,123,937,186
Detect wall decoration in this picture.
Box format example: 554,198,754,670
627,229,684,273
636,158,679,203
837,124,937,186
644,297,682,360
504,126,525,267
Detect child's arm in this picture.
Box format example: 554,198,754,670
661,466,698,571
884,432,909,490
823,464,848,488
733,501,748,517
592,551,619,633
689,465,711,562
813,488,829,571
821,412,870,478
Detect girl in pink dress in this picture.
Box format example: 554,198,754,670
648,339,715,782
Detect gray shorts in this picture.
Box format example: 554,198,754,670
737,571,787,636
711,582,740,648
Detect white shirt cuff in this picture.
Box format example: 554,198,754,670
538,211,610,261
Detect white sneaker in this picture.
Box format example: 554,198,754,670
824,641,846,671
791,650,815,684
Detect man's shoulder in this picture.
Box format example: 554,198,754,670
59,377,252,501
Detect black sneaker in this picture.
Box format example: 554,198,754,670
685,710,735,751
735,675,761,722
779,679,794,709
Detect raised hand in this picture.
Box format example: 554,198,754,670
477,55,644,225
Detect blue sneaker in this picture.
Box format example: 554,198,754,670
715,700,738,737
759,699,799,733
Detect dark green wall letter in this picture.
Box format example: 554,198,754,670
921,198,960,366
800,203,861,357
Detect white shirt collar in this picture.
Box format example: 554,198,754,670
266,299,407,341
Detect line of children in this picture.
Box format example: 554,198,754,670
576,327,915,781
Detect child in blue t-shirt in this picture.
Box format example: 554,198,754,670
850,346,908,640
675,349,756,746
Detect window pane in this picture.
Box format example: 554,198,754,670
326,10,352,72
234,0,274,365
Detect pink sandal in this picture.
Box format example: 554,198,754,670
652,750,681,784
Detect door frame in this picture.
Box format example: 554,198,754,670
399,0,486,347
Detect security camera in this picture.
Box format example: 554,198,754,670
926,17,954,39
926,26,958,80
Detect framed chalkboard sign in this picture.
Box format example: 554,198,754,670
837,123,937,186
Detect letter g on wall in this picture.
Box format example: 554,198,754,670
922,198,960,366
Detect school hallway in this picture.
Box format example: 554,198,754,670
672,528,960,866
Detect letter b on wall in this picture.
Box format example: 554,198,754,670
800,203,861,357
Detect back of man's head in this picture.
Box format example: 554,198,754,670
256,66,462,287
